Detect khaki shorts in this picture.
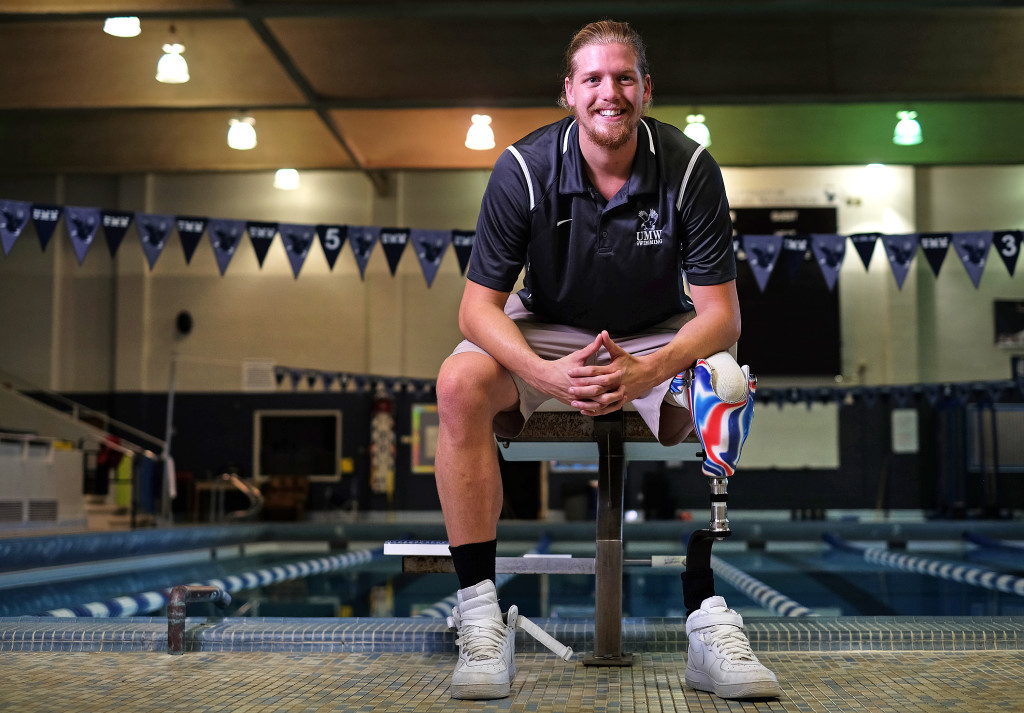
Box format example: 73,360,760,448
450,294,697,446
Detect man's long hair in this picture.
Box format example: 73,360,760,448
558,20,651,111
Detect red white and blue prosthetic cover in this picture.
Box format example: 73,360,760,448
670,360,756,478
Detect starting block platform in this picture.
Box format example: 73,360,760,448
384,540,688,575
387,406,708,667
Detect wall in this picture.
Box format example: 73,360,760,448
1,164,1022,513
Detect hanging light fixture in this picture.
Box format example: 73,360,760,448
465,114,495,150
683,114,711,148
156,42,189,84
893,110,922,145
103,17,141,38
227,117,257,150
274,169,300,190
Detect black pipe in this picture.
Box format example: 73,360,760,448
167,584,231,655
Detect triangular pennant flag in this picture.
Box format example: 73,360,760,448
881,234,918,289
279,223,316,279
741,234,783,292
348,225,380,279
412,228,451,287
316,224,347,270
321,372,336,391
176,216,207,264
135,213,175,270
918,232,951,277
0,199,31,255
64,206,102,266
452,229,475,275
101,210,135,257
780,235,810,282
247,221,278,268
849,232,880,270
207,218,246,276
986,382,1004,404
952,230,993,288
380,227,410,276
32,203,63,251
992,230,1022,276
810,233,845,290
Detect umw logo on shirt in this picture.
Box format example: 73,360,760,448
636,208,663,246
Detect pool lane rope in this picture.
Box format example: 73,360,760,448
37,547,383,617
710,554,818,617
962,531,1024,554
824,533,1024,597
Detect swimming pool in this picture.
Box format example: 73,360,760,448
3,519,1021,620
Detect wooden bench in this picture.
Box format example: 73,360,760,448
497,405,710,666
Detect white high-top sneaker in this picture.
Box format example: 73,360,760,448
447,580,517,700
685,596,782,699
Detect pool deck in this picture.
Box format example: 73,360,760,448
2,615,1022,712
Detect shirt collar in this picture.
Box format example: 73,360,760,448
558,118,661,198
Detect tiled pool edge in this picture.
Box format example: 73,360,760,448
2,616,1021,654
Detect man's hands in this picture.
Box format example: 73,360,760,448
525,330,657,417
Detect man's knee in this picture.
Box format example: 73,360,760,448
436,353,516,422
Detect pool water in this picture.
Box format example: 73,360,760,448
4,540,1021,619
220,542,1024,619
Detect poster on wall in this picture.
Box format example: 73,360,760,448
732,207,841,377
995,300,1024,349
411,404,439,474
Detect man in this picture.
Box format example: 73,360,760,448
434,19,780,701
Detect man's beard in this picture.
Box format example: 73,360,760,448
579,109,642,149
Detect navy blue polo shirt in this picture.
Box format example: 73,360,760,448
467,116,735,335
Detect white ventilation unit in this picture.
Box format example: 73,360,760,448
27,499,58,522
243,359,277,392
0,500,22,522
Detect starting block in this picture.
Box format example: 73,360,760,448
498,407,704,666
386,406,709,668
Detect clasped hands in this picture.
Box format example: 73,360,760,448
537,331,652,417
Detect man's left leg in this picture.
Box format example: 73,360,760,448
671,352,781,699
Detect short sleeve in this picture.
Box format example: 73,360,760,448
466,150,534,292
678,151,736,286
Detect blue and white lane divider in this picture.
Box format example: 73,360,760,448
824,533,1024,597
709,555,817,617
963,531,1024,553
415,537,552,619
38,547,383,617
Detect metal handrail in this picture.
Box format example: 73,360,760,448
223,473,264,521
0,368,166,454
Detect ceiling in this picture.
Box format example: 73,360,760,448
2,1,1023,194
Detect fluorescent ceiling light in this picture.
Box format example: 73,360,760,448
104,17,141,38
465,114,495,150
683,114,711,148
156,43,189,84
893,111,922,146
227,117,257,150
274,169,300,190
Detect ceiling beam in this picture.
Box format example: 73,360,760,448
230,2,390,196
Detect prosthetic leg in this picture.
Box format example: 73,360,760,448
671,352,756,609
